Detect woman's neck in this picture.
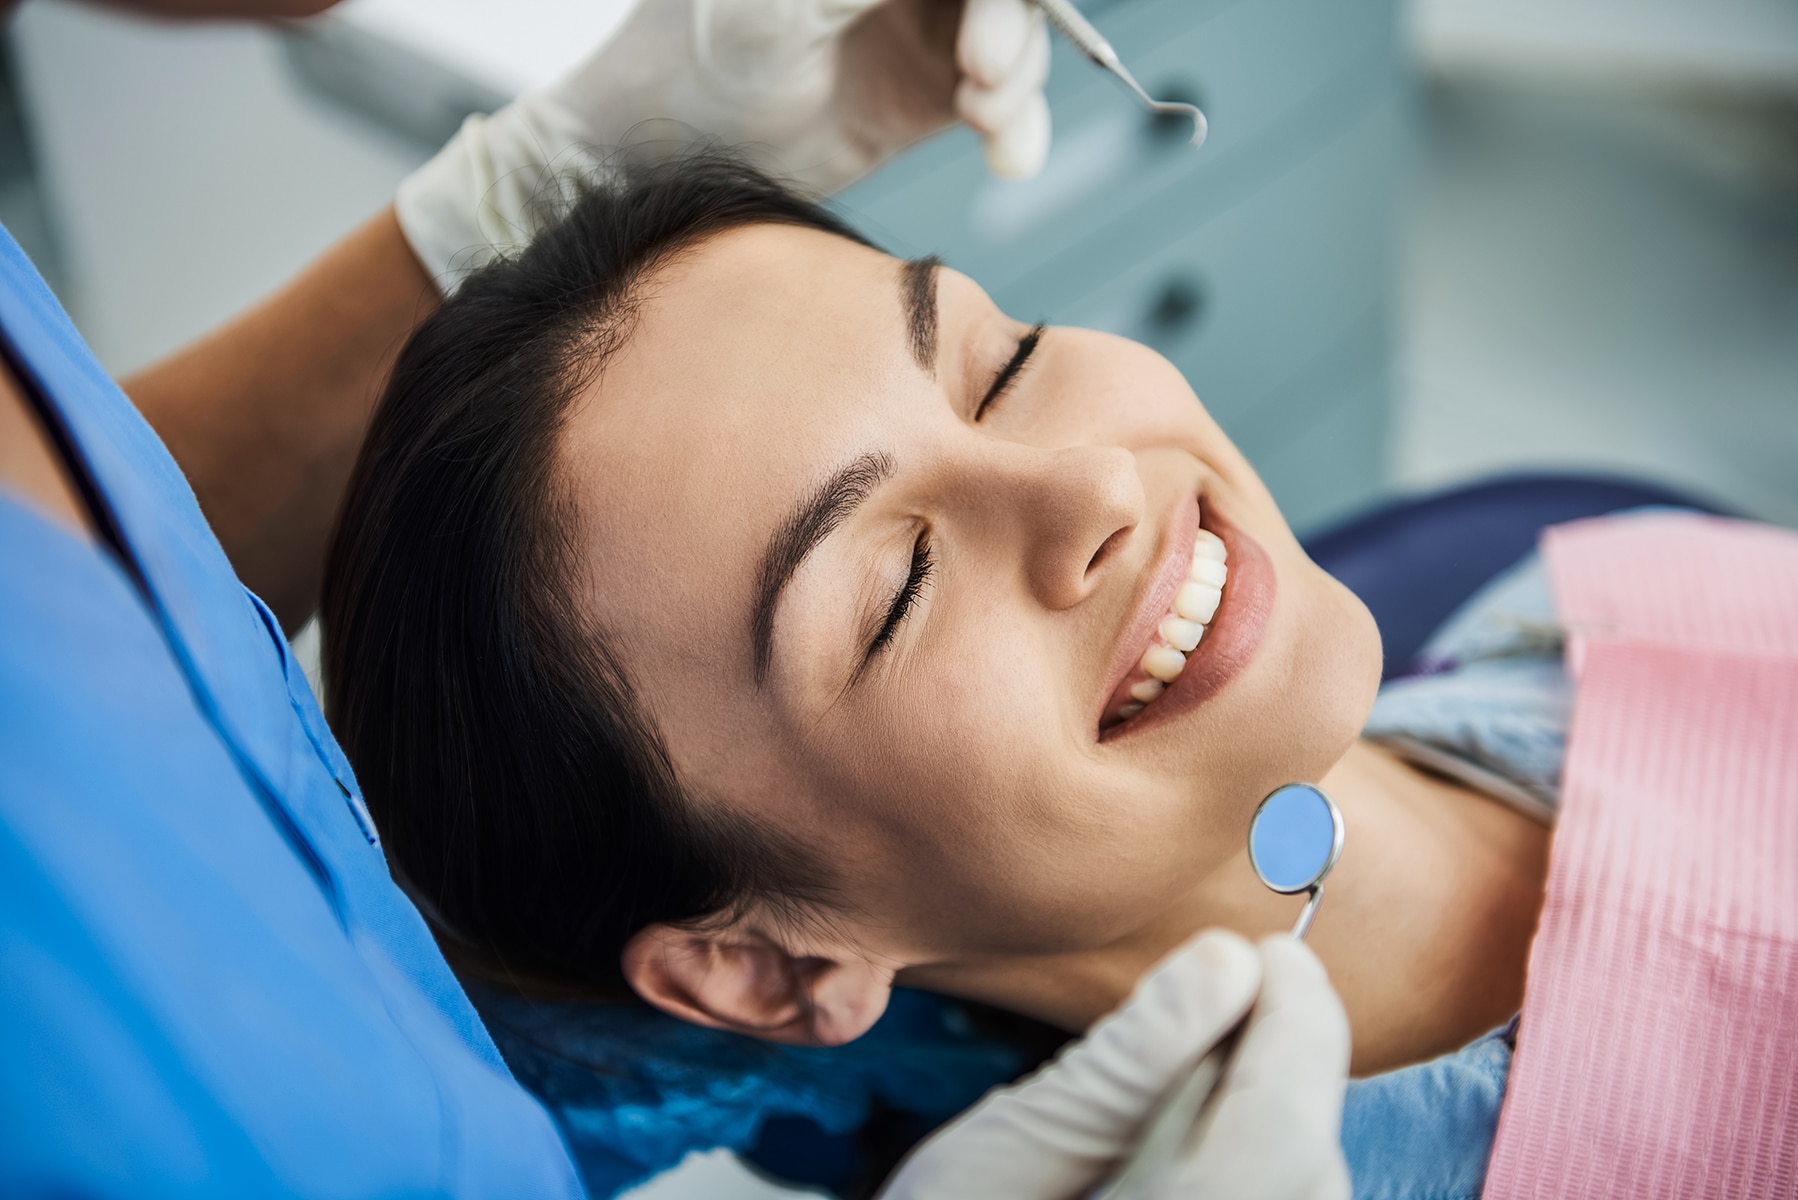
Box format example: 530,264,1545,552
902,740,1552,1076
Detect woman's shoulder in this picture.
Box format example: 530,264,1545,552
1365,550,1570,822
1342,1020,1518,1200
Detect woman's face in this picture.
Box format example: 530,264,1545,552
562,224,1380,966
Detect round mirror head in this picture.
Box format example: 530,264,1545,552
1248,784,1344,895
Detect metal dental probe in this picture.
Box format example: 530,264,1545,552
1030,0,1208,146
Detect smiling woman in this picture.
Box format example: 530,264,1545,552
321,153,1551,1079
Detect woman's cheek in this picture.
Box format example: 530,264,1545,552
903,657,1078,842
1242,558,1381,787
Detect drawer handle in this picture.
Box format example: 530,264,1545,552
1146,275,1206,341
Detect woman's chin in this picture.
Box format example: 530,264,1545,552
1240,553,1383,795
1302,573,1384,771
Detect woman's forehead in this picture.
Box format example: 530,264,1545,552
567,226,914,498
574,226,907,438
554,225,924,654
641,222,899,344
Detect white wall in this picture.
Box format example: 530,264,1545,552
1392,78,1798,527
13,0,427,373
1412,0,1798,92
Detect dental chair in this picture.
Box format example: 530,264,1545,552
1303,472,1726,680
487,470,1729,1200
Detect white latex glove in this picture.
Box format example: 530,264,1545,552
878,932,1353,1200
397,0,1051,287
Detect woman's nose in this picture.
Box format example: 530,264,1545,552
972,443,1144,611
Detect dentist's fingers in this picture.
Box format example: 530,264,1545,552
957,0,1039,87
1058,928,1263,1119
954,12,1050,133
877,931,1262,1199
979,91,1051,178
1222,939,1352,1098
1159,938,1352,1200
963,7,1050,180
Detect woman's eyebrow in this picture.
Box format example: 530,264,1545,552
900,256,941,375
751,450,896,687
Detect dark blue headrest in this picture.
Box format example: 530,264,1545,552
1302,472,1728,679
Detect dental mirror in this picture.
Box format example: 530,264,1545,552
1248,783,1344,940
1096,784,1345,1200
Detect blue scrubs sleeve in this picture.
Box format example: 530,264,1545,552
0,222,583,1198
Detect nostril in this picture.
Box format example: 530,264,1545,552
1086,526,1132,578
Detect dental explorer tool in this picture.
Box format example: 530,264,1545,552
1095,784,1344,1200
1030,0,1207,146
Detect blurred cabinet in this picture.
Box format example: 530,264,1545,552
277,0,1409,529
835,0,1409,530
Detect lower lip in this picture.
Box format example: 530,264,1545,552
1099,505,1275,742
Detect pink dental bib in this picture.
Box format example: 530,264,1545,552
1484,513,1798,1198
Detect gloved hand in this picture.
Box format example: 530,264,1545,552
397,0,1051,288
877,931,1353,1200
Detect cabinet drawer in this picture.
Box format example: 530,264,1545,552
835,0,1401,290
1245,351,1388,533
1026,93,1407,428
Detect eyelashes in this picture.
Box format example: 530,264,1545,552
975,324,1046,421
869,529,934,659
865,325,1040,664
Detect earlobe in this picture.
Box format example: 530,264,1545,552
622,920,895,1047
804,954,896,1046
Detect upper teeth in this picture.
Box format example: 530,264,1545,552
1115,529,1228,720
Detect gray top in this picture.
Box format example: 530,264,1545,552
1363,553,1569,825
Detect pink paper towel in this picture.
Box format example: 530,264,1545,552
1483,513,1798,1199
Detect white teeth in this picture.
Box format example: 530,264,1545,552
1143,645,1187,683
1188,556,1227,588
1116,527,1231,725
1174,581,1222,624
1130,678,1166,703
1159,614,1205,653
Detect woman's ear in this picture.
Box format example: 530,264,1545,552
622,919,895,1046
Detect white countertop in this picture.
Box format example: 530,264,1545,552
308,0,637,96
307,0,1798,102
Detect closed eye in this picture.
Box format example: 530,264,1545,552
867,529,934,661
975,324,1045,421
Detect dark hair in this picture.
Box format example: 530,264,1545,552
321,154,866,994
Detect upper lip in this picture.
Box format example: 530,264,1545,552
1093,489,1201,735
